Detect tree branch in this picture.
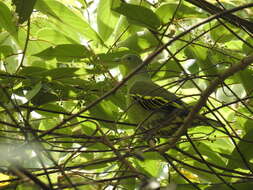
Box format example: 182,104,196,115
158,53,253,152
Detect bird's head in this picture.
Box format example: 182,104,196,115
118,54,146,77
121,54,142,64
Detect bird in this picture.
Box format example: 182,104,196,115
117,54,224,140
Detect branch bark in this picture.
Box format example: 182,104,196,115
158,53,253,152
185,0,253,34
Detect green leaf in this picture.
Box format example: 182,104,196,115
97,0,120,41
18,66,47,77
135,152,164,177
37,104,66,117
206,181,253,190
242,37,253,55
33,44,91,61
210,22,238,43
185,44,207,61
0,88,10,104
18,67,79,80
155,3,204,23
41,68,79,80
177,184,199,190
83,161,109,170
35,0,103,44
185,45,218,76
25,82,42,101
31,91,59,106
39,118,59,131
13,0,37,24
0,45,13,59
15,183,41,190
112,2,161,29
216,83,245,103
87,95,120,129
97,50,134,62
120,178,136,190
117,30,159,53
0,2,18,40
36,28,74,45
150,59,182,80
226,120,253,170
234,68,253,95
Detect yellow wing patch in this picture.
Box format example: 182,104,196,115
130,93,183,111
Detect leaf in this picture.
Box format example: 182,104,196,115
18,67,79,79
97,0,120,41
117,30,159,53
135,152,164,177
234,68,253,95
31,90,59,106
242,37,253,55
206,181,253,190
112,2,161,29
216,83,245,103
33,44,91,61
0,45,13,59
12,0,37,23
185,44,207,61
36,28,74,45
41,68,79,79
25,82,42,101
97,50,134,62
0,2,18,40
83,161,109,170
87,95,120,129
155,3,204,23
150,59,182,80
37,104,66,117
226,120,253,170
185,44,218,76
95,50,135,70
35,0,103,43
120,178,136,190
18,66,47,77
0,88,10,104
210,22,238,43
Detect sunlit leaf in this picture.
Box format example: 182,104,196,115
0,2,18,40
97,0,120,41
33,44,91,61
35,0,103,43
112,2,161,29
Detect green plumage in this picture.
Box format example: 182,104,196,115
119,54,223,139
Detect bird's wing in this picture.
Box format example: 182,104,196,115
129,80,224,127
129,80,186,113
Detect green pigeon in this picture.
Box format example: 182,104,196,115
118,54,224,139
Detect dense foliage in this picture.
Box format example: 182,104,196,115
0,0,253,189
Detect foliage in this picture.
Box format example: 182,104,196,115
0,0,253,189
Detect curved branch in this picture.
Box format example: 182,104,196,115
185,0,253,34
159,53,253,152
